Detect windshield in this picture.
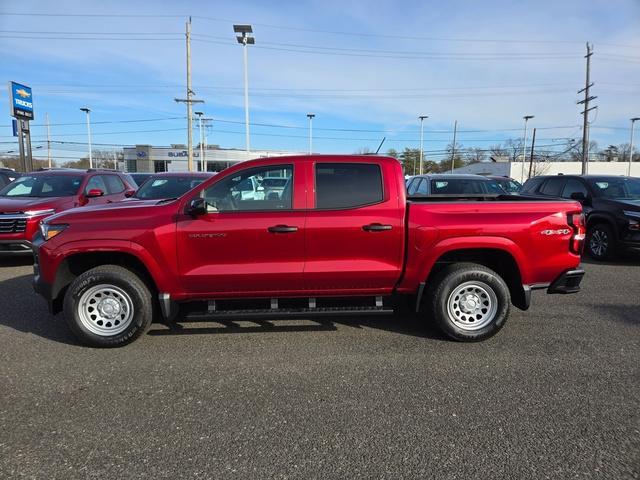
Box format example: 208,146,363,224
588,177,640,200
0,175,82,197
134,176,206,200
430,178,506,195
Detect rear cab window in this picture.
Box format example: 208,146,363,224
315,163,384,209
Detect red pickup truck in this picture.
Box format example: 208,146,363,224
32,155,585,347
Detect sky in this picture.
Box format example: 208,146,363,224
0,0,639,165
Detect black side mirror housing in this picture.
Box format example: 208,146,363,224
186,197,207,216
570,192,590,205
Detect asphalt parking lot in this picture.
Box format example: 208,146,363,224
0,256,638,479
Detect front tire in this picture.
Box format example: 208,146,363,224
425,263,510,342
586,223,616,261
63,265,154,347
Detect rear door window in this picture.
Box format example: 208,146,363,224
85,175,108,194
315,163,383,209
539,177,566,197
104,175,126,194
561,179,588,199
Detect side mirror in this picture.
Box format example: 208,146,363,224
570,192,589,204
124,189,136,198
86,188,104,198
186,197,207,216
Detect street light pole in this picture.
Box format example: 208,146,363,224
521,115,534,182
418,115,428,175
234,24,255,153
629,117,640,177
307,113,315,154
195,111,205,172
80,107,93,168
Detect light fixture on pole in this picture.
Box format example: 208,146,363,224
80,107,93,168
629,117,640,177
418,115,428,175
307,113,315,154
234,24,255,153
521,115,534,182
195,111,205,172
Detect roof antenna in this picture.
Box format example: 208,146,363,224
375,137,386,154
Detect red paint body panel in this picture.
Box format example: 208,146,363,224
35,155,583,304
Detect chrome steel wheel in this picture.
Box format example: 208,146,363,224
77,284,134,336
589,229,608,257
447,281,498,331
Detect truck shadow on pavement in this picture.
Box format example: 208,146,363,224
0,273,448,345
148,313,447,341
0,273,81,346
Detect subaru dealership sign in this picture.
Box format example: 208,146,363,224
8,81,34,120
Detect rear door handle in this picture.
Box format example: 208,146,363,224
268,225,298,233
363,223,393,232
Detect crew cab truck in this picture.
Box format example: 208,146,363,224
32,155,585,347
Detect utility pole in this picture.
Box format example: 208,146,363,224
80,107,92,168
629,117,639,176
450,120,458,173
578,42,597,175
234,24,255,153
186,18,194,171
174,18,203,172
521,115,534,183
46,112,52,168
528,128,537,179
418,115,428,175
307,113,315,154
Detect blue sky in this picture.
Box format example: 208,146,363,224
0,0,639,165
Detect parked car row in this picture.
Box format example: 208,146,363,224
0,168,213,254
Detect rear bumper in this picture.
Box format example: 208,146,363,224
547,269,585,294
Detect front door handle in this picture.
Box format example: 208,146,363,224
363,223,393,232
268,225,298,233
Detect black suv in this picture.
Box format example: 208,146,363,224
521,174,640,260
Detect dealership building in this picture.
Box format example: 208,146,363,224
123,144,304,173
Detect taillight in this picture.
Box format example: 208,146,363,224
568,212,586,254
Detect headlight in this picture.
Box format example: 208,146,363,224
623,210,640,219
25,209,56,217
39,222,68,241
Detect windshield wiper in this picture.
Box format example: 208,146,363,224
156,197,179,204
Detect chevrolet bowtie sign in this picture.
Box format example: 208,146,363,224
8,81,34,120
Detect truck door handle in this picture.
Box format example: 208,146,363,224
363,223,393,232
268,225,298,233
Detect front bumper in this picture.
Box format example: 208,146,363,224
32,234,54,311
547,269,585,294
0,239,33,254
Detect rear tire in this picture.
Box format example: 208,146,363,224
425,263,510,342
63,265,154,347
586,223,616,261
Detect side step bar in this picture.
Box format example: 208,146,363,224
185,305,394,321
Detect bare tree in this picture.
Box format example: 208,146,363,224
465,147,487,164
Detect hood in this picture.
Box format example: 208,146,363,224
46,198,175,224
0,196,71,214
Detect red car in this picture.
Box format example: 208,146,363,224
32,155,585,347
0,168,136,254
